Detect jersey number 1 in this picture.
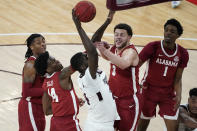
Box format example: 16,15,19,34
163,66,168,76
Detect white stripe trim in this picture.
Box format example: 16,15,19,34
140,112,155,120
0,33,196,41
30,56,36,59
130,68,139,131
46,72,56,78
28,102,38,131
140,60,150,86
161,40,178,57
70,90,80,131
163,108,179,120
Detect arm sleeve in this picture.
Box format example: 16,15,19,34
139,42,157,62
22,83,44,97
178,47,189,68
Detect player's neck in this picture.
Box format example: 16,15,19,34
163,40,176,50
116,43,130,54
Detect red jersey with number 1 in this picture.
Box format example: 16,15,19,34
139,41,189,87
42,72,79,117
109,44,140,98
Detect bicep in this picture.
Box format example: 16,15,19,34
59,66,73,80
122,49,139,67
23,62,36,83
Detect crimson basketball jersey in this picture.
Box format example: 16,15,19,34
42,72,79,117
139,40,189,87
109,44,140,98
22,56,44,104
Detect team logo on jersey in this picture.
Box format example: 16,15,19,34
47,80,53,87
174,56,179,62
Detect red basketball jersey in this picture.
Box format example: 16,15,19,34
139,41,189,87
42,72,79,117
109,44,140,98
22,56,44,104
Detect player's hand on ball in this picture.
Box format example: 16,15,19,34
72,9,81,29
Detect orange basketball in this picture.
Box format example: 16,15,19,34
74,1,96,23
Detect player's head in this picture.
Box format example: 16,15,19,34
34,51,63,76
25,33,46,58
113,23,133,49
163,18,183,44
70,52,88,74
188,88,197,114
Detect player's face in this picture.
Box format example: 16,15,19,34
188,96,197,114
114,29,131,50
47,56,63,73
30,36,46,55
164,24,179,44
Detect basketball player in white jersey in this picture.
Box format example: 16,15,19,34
70,9,119,131
178,88,197,131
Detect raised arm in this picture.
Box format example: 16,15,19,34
72,9,98,79
91,10,115,43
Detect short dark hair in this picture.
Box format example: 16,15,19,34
25,34,45,58
164,18,183,36
70,52,85,71
34,51,49,76
114,23,133,37
189,88,197,97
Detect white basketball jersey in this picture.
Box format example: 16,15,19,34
78,68,119,123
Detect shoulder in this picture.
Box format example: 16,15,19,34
178,45,189,56
146,41,160,48
24,60,35,71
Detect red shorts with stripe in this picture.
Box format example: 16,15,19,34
141,85,178,119
50,116,81,131
114,93,142,131
18,99,45,131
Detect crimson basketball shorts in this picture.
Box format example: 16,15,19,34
50,116,81,131
18,99,45,131
114,93,142,131
141,85,179,120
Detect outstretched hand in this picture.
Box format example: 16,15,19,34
94,41,110,54
72,9,81,29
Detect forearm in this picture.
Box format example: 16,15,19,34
77,27,96,53
22,83,44,97
91,19,111,43
180,113,197,128
102,50,130,69
174,79,182,99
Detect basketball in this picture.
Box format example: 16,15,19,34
74,1,96,23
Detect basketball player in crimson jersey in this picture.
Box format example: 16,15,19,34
34,51,82,131
71,9,119,131
18,34,46,131
92,12,142,131
137,19,189,131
